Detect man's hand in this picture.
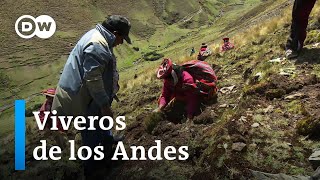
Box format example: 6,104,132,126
101,106,113,117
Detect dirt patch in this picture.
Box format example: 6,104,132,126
193,108,218,125
293,84,320,139
244,74,319,100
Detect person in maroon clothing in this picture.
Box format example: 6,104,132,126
155,58,202,124
220,37,235,52
39,88,63,131
197,43,212,61
38,88,66,148
286,0,317,59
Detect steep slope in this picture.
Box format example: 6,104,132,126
0,0,263,135
108,0,320,179
2,0,317,179
0,0,247,103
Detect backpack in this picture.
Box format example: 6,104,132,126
182,60,218,98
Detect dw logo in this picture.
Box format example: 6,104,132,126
15,15,56,39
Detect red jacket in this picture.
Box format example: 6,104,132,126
221,42,235,52
159,71,200,118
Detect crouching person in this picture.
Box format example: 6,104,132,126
39,88,63,131
220,37,235,52
197,43,212,61
38,88,66,148
155,58,218,124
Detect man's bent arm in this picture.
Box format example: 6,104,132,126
83,44,112,108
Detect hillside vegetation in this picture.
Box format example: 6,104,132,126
0,0,262,135
1,0,320,179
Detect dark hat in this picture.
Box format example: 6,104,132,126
104,15,132,44
201,43,208,48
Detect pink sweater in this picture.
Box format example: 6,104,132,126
159,71,200,118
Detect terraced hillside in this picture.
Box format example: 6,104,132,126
2,0,319,179
0,0,262,135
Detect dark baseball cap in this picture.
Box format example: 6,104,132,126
104,15,132,44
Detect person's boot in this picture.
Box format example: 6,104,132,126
112,134,125,143
101,135,125,159
285,49,299,59
102,135,113,152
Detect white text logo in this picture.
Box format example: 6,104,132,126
15,15,56,39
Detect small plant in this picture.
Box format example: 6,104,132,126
285,100,304,115
243,82,270,96
0,71,10,89
25,103,43,117
144,112,165,134
296,116,320,138
265,89,286,100
143,51,164,61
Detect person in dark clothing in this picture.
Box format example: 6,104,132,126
190,47,195,56
52,15,130,178
285,0,317,59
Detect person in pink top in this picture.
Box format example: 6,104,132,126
39,88,63,131
39,88,68,149
220,37,235,52
197,43,211,61
156,58,201,123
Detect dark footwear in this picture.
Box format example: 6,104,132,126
285,49,298,59
113,134,125,143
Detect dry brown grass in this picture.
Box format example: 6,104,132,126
120,0,320,96
119,55,193,92
233,0,320,48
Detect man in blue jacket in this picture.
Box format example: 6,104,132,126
52,15,131,177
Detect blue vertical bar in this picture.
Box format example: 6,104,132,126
15,100,25,170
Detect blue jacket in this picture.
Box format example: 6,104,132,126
55,24,116,115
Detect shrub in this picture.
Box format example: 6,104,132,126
143,51,164,61
0,71,10,89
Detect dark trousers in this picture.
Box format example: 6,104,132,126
286,0,317,51
81,128,112,177
82,101,113,178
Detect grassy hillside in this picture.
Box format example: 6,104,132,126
110,0,320,178
3,0,319,179
0,0,263,136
